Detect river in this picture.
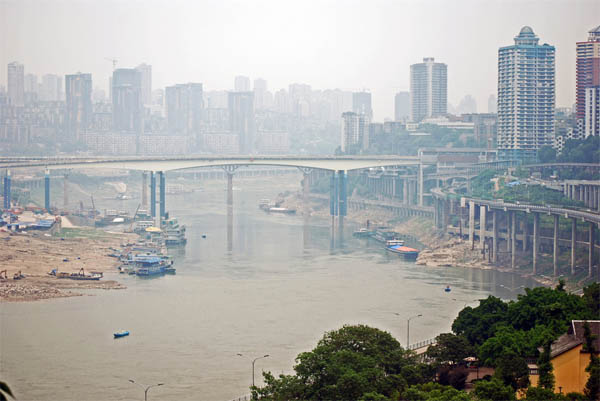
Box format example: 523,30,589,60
0,175,539,401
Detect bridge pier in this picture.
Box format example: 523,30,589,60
479,205,486,249
403,178,408,205
338,170,347,243
150,172,156,218
511,211,516,270
522,217,528,252
589,222,595,278
418,163,424,207
553,214,559,277
63,173,68,210
468,201,475,247
571,219,577,275
492,210,498,263
142,172,148,209
533,213,539,274
159,171,166,221
3,170,11,210
44,169,50,211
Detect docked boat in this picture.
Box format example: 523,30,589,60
56,268,102,280
114,330,129,338
385,239,405,247
163,218,187,246
266,207,296,214
370,227,400,243
135,257,167,276
353,228,373,238
386,245,419,260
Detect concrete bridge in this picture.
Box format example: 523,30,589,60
431,188,600,279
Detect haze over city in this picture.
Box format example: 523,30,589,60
1,1,599,401
1,0,598,119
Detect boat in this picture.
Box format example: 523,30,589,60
56,268,102,280
114,330,129,338
135,257,167,276
353,228,374,238
370,227,400,243
445,285,452,292
258,199,272,210
386,245,419,260
163,218,187,246
164,265,176,274
266,207,296,214
385,239,404,247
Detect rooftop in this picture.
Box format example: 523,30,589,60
550,320,600,358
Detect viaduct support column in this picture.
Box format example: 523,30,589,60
403,178,408,205
44,169,50,211
479,205,487,249
142,172,148,209
492,210,498,263
571,219,577,275
553,214,559,277
511,211,516,270
329,171,338,247
522,216,528,251
533,213,539,274
468,201,475,247
418,163,424,207
589,222,595,278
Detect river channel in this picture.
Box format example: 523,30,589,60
0,175,540,401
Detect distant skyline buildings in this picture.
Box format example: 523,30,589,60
165,82,204,135
497,26,555,159
112,68,143,134
7,61,24,107
487,94,497,114
575,25,600,136
65,72,92,141
352,91,373,120
234,76,251,92
135,63,152,106
228,91,255,153
409,57,447,122
394,91,409,122
341,111,369,153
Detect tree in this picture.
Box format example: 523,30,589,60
582,283,600,320
478,326,540,367
426,333,475,366
524,386,561,401
537,339,555,391
472,378,516,401
252,325,431,400
452,296,508,346
494,354,530,391
401,382,472,401
537,146,557,163
583,321,600,401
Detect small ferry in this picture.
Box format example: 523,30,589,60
266,207,296,214
134,257,167,276
386,239,405,247
353,228,373,238
370,227,400,243
386,245,419,260
114,330,129,338
163,218,187,246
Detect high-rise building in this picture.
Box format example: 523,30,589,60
165,83,204,135
7,62,24,107
352,91,372,120
228,91,255,153
135,63,152,106
234,76,251,92
341,111,369,153
576,26,600,135
497,26,555,159
457,95,477,115
112,68,143,133
410,57,447,122
488,94,497,114
394,91,410,121
65,73,93,141
40,74,62,101
584,86,599,137
24,74,38,94
253,78,269,110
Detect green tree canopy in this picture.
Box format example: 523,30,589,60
426,333,475,366
472,378,516,401
252,325,433,400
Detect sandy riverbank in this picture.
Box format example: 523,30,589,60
0,225,134,302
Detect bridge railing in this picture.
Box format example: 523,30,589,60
407,337,437,351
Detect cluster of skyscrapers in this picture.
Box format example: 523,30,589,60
1,25,598,159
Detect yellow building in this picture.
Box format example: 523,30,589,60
530,320,600,395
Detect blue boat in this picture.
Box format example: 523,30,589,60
135,257,167,276
114,330,129,338
386,245,419,260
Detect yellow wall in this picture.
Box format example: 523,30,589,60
552,345,592,394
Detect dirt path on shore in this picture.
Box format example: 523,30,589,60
0,227,134,302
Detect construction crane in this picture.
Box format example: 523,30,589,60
127,204,141,233
105,57,118,71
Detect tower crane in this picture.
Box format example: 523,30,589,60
105,57,118,71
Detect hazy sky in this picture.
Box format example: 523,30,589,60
1,0,598,120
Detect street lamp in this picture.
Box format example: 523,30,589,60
237,353,270,387
395,313,422,348
128,379,163,401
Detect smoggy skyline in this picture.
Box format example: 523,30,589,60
1,0,598,120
